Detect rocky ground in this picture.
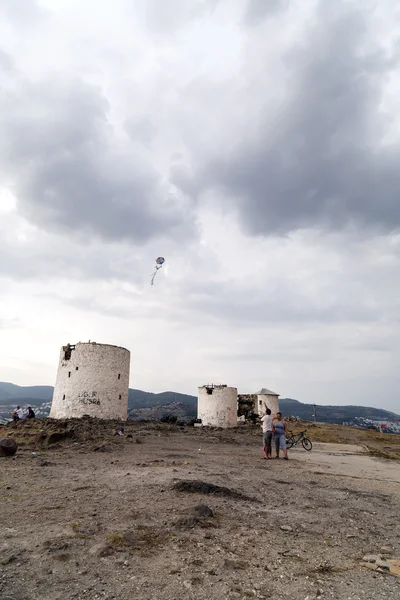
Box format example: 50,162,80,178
1,419,400,600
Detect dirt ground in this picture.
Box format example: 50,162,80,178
1,420,400,600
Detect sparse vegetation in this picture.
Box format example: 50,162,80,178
105,532,126,547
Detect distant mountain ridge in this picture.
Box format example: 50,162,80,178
0,383,54,401
0,382,398,424
280,398,400,423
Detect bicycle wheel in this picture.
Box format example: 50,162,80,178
302,437,312,451
286,437,294,449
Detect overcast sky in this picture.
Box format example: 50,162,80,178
1,0,399,413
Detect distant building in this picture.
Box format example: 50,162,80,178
197,384,238,428
196,385,281,425
237,387,280,419
255,388,280,415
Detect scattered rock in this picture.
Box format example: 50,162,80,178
47,431,73,445
360,554,400,577
315,561,332,573
0,552,18,566
89,542,113,558
360,562,381,572
280,525,293,532
122,532,139,547
224,559,248,570
193,504,214,518
0,438,18,457
380,546,393,555
388,560,400,567
33,432,48,448
362,554,382,563
174,504,215,529
92,443,112,452
175,516,215,529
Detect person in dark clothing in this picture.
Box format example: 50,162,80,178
27,407,35,419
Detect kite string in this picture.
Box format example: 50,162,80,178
150,265,162,285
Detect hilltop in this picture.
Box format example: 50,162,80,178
0,381,398,424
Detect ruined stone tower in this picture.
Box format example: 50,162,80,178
197,384,238,428
50,342,130,420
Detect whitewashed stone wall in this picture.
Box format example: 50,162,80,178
197,385,238,428
50,342,130,420
256,394,280,416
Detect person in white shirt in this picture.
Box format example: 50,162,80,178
12,405,24,421
259,408,273,459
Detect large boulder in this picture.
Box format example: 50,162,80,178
0,438,18,457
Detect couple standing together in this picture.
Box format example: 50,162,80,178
260,408,288,460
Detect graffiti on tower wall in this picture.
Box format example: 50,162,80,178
78,391,100,406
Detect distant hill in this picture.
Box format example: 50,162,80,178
0,383,54,402
0,383,196,409
128,401,196,421
280,398,400,424
128,389,197,411
0,382,398,424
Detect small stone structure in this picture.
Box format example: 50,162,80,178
255,388,280,415
238,388,280,419
197,384,238,428
50,342,130,420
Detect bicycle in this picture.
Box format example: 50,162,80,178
285,430,312,451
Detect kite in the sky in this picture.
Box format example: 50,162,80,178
150,256,165,285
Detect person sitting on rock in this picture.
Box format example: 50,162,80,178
12,405,23,421
27,407,36,419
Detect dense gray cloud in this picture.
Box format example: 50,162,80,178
179,281,380,327
177,1,400,236
0,232,130,282
243,0,289,25
0,73,193,243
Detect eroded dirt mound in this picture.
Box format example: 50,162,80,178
172,479,253,501
0,416,163,450
174,504,216,529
